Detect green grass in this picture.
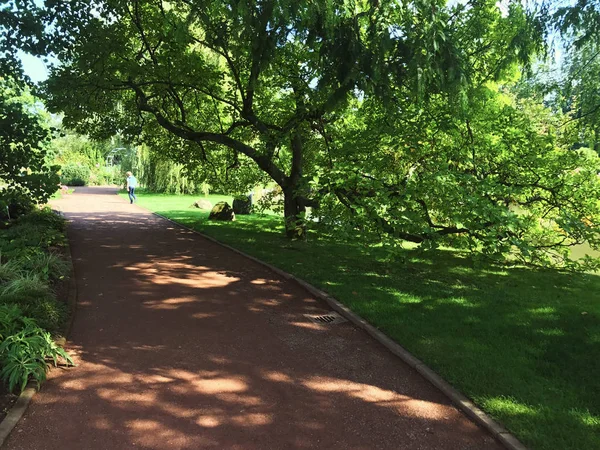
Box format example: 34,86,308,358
128,191,600,450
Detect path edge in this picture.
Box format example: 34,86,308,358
0,212,78,447
0,386,36,447
149,210,527,450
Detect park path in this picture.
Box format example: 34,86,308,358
4,187,501,450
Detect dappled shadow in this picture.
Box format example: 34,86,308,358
198,222,600,448
5,191,501,450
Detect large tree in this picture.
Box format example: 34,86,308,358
29,0,599,268
315,84,600,269
40,0,540,238
550,0,600,154
43,0,394,237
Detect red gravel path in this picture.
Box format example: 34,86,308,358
4,187,502,449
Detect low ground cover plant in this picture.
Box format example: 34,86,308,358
0,305,73,393
0,208,74,393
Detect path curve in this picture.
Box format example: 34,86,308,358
4,187,502,449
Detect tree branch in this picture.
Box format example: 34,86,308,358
128,80,287,186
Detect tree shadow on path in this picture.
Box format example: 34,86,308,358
5,198,502,450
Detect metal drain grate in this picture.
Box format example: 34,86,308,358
304,311,348,325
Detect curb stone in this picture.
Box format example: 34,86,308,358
0,386,36,447
146,208,528,450
0,210,79,446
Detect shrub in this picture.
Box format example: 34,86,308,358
89,165,121,186
60,163,90,186
0,211,66,257
18,252,69,282
0,192,35,221
0,305,73,393
0,229,64,260
0,209,69,332
0,292,67,335
17,208,65,232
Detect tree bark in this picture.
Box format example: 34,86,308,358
283,187,307,239
282,130,307,239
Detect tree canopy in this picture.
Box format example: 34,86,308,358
10,0,599,268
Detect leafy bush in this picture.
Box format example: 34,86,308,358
0,305,73,393
0,211,66,259
0,78,60,210
0,207,73,393
0,273,50,297
17,208,65,232
0,191,35,221
0,208,69,333
0,304,27,339
60,162,90,186
89,165,121,186
0,295,67,337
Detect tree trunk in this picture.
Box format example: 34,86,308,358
283,187,307,240
282,128,307,239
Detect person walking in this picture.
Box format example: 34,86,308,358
126,171,138,204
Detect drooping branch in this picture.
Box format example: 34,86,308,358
128,80,287,186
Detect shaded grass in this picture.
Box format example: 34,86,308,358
131,192,600,450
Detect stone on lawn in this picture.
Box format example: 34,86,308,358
192,199,213,210
209,202,235,221
233,195,252,215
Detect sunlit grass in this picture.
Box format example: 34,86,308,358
132,192,600,450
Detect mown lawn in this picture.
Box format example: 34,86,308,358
124,191,600,450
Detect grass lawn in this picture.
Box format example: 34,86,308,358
124,191,600,450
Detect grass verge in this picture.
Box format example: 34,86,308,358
128,191,600,450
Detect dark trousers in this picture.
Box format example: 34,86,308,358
128,187,136,204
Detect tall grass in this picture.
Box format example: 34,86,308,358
0,259,22,283
1,274,50,297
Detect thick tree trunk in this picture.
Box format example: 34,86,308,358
283,187,307,240
282,129,307,239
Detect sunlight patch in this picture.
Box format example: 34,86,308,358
262,371,293,383
529,306,557,315
536,328,564,337
483,397,537,416
392,292,421,304
302,376,447,419
437,297,477,307
570,409,600,428
196,415,221,428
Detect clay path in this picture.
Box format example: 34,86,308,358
5,187,501,449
